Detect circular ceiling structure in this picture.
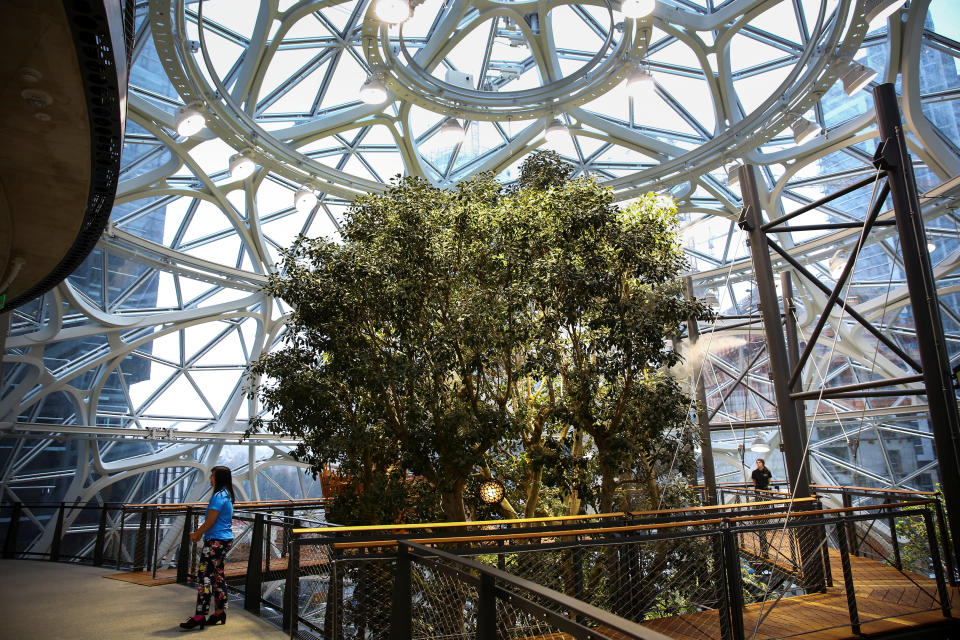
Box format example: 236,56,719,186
2,0,960,537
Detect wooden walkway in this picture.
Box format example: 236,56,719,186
104,548,330,586
104,558,257,586
105,541,957,639
640,544,959,640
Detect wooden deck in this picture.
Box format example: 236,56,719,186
104,558,259,586
103,548,330,587
640,543,959,640
105,541,958,639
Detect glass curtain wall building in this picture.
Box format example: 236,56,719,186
1,0,959,549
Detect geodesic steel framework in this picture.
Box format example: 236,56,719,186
1,0,959,553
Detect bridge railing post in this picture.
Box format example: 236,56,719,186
834,519,860,636
390,541,412,640
177,507,192,584
3,502,22,559
244,513,264,614
712,529,733,640
325,545,343,640
93,505,107,566
117,506,125,570
49,502,64,562
933,497,957,586
149,507,159,577
887,506,901,571
283,534,300,635
478,572,496,640
721,522,744,640
133,507,147,572
923,509,952,618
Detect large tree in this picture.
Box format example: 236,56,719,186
248,151,707,524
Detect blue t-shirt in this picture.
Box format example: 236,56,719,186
204,489,234,540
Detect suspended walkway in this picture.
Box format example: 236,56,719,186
0,559,287,639
2,487,958,639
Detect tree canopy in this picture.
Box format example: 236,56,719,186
248,151,709,524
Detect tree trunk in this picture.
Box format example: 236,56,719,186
524,467,543,518
565,429,584,516
441,482,467,522
641,452,662,510
599,459,617,514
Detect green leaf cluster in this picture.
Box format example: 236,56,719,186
248,152,710,524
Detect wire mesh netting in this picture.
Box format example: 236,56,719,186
731,508,952,639
843,511,952,626
410,556,479,640
499,533,727,638
285,540,343,638
289,528,729,640
3,495,954,639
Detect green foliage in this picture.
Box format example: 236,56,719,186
895,514,934,574
893,492,947,576
248,151,709,524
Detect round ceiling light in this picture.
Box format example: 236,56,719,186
544,118,571,146
359,75,388,104
839,59,877,96
175,105,205,137
438,117,466,147
374,0,411,24
229,152,256,181
294,188,318,213
790,116,821,145
625,68,656,102
620,0,656,19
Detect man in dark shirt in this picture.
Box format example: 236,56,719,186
751,458,772,493
751,458,774,557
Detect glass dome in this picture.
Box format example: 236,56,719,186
2,0,959,528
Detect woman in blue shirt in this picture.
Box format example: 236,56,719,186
180,465,235,629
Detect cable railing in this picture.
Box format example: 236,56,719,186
1,488,955,639
280,498,954,640
0,497,332,580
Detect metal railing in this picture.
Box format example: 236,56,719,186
3,487,954,639
281,497,954,640
0,498,332,580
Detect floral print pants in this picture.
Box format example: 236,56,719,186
195,538,232,614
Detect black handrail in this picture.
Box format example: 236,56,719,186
393,541,675,640
2,491,955,640
284,501,953,640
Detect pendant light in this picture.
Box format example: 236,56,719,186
229,152,256,180
359,75,388,104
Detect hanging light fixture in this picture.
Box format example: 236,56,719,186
175,105,205,137
626,68,656,102
438,117,466,147
839,59,878,96
865,0,908,26
374,0,411,24
359,75,388,104
294,187,318,213
726,162,742,186
478,479,506,505
620,0,656,19
828,249,849,280
790,115,821,145
229,152,256,180
928,241,937,253
544,117,571,146
750,435,771,454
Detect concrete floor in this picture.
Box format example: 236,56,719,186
0,560,288,640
